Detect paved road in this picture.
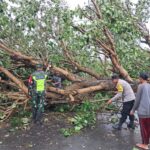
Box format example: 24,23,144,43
0,113,141,150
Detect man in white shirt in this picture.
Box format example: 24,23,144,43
107,74,135,130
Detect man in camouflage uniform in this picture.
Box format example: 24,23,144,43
28,64,49,124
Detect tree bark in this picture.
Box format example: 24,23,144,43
62,41,101,79
0,66,28,95
0,42,81,82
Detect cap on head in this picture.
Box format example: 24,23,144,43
36,64,43,69
139,72,149,80
111,74,120,80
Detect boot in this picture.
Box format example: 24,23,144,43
112,123,122,130
127,122,135,130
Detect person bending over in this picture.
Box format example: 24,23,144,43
108,74,135,130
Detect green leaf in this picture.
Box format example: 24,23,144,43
21,118,29,124
12,103,17,109
132,147,139,150
74,125,83,131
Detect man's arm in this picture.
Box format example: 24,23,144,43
107,83,123,104
111,92,123,102
28,75,33,96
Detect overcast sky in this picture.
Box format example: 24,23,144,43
65,0,88,9
65,0,139,9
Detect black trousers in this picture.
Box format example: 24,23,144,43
119,100,135,125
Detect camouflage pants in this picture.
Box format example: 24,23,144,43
31,92,45,123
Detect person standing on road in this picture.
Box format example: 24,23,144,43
107,74,135,130
130,73,150,150
28,64,50,125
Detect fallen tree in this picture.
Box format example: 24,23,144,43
0,42,117,120
0,42,140,120
0,0,149,121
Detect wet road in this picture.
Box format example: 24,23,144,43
60,124,140,150
0,113,141,150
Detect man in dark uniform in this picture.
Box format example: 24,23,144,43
28,64,50,124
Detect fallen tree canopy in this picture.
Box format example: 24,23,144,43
0,16,145,120
0,42,139,121
0,0,150,121
0,42,115,120
0,42,112,120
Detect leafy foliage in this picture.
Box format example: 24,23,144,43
10,109,31,128
61,101,97,137
0,0,150,78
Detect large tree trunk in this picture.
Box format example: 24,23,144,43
61,41,101,79
0,32,134,120
72,0,133,82
0,66,28,95
0,42,81,82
